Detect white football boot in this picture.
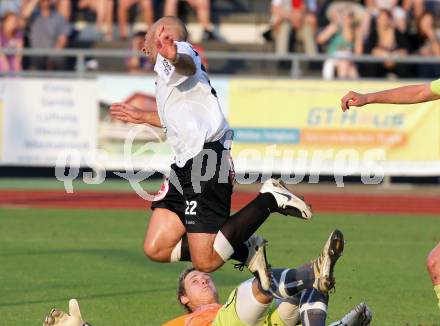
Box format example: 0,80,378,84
260,178,312,220
329,302,373,326
246,236,271,292
312,229,345,293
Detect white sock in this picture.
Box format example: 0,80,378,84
236,279,271,326
213,231,234,262
170,239,182,262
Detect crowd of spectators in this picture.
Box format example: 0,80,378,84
265,0,440,79
0,0,218,73
0,0,438,77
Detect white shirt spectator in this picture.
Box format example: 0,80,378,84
154,41,230,167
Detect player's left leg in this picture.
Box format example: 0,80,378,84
426,241,440,309
268,230,344,299
243,233,371,326
180,140,311,272
186,179,312,272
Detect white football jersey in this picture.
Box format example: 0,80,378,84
154,41,230,167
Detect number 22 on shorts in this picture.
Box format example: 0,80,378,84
185,200,197,215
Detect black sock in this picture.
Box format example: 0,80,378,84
269,264,314,299
219,193,277,248
230,242,249,263
180,235,191,261
300,288,328,326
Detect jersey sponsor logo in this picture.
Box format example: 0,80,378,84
162,59,173,76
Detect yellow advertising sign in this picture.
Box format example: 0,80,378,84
229,79,440,161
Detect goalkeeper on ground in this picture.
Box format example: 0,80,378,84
44,230,372,326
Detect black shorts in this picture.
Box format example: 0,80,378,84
151,140,234,233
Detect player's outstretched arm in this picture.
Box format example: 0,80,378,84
156,26,196,76
341,83,440,111
109,103,162,127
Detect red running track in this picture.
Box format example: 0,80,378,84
1,190,440,215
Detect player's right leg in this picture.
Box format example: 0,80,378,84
426,241,440,309
143,208,186,262
144,178,188,262
214,278,273,326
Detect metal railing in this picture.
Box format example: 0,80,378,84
0,48,439,78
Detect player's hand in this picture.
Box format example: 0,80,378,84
340,91,368,112
156,26,177,62
43,299,85,326
110,102,148,124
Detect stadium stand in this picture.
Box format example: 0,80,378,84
0,0,439,77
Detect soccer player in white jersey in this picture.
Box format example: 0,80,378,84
341,79,440,310
110,16,312,273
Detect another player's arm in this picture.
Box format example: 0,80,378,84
341,82,440,111
110,103,162,127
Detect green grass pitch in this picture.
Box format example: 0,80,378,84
0,207,439,325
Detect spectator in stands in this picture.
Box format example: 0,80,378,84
410,11,440,78
317,6,363,79
118,0,153,40
0,12,23,73
263,0,317,54
25,0,70,70
403,0,425,19
125,30,153,73
0,1,21,17
164,0,219,41
364,9,409,78
411,12,440,57
56,0,70,21
78,0,114,41
364,0,407,32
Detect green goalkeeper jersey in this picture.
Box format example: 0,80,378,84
430,79,440,96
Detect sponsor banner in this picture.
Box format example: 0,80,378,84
229,79,440,175
1,78,98,166
1,76,438,177
0,80,5,163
